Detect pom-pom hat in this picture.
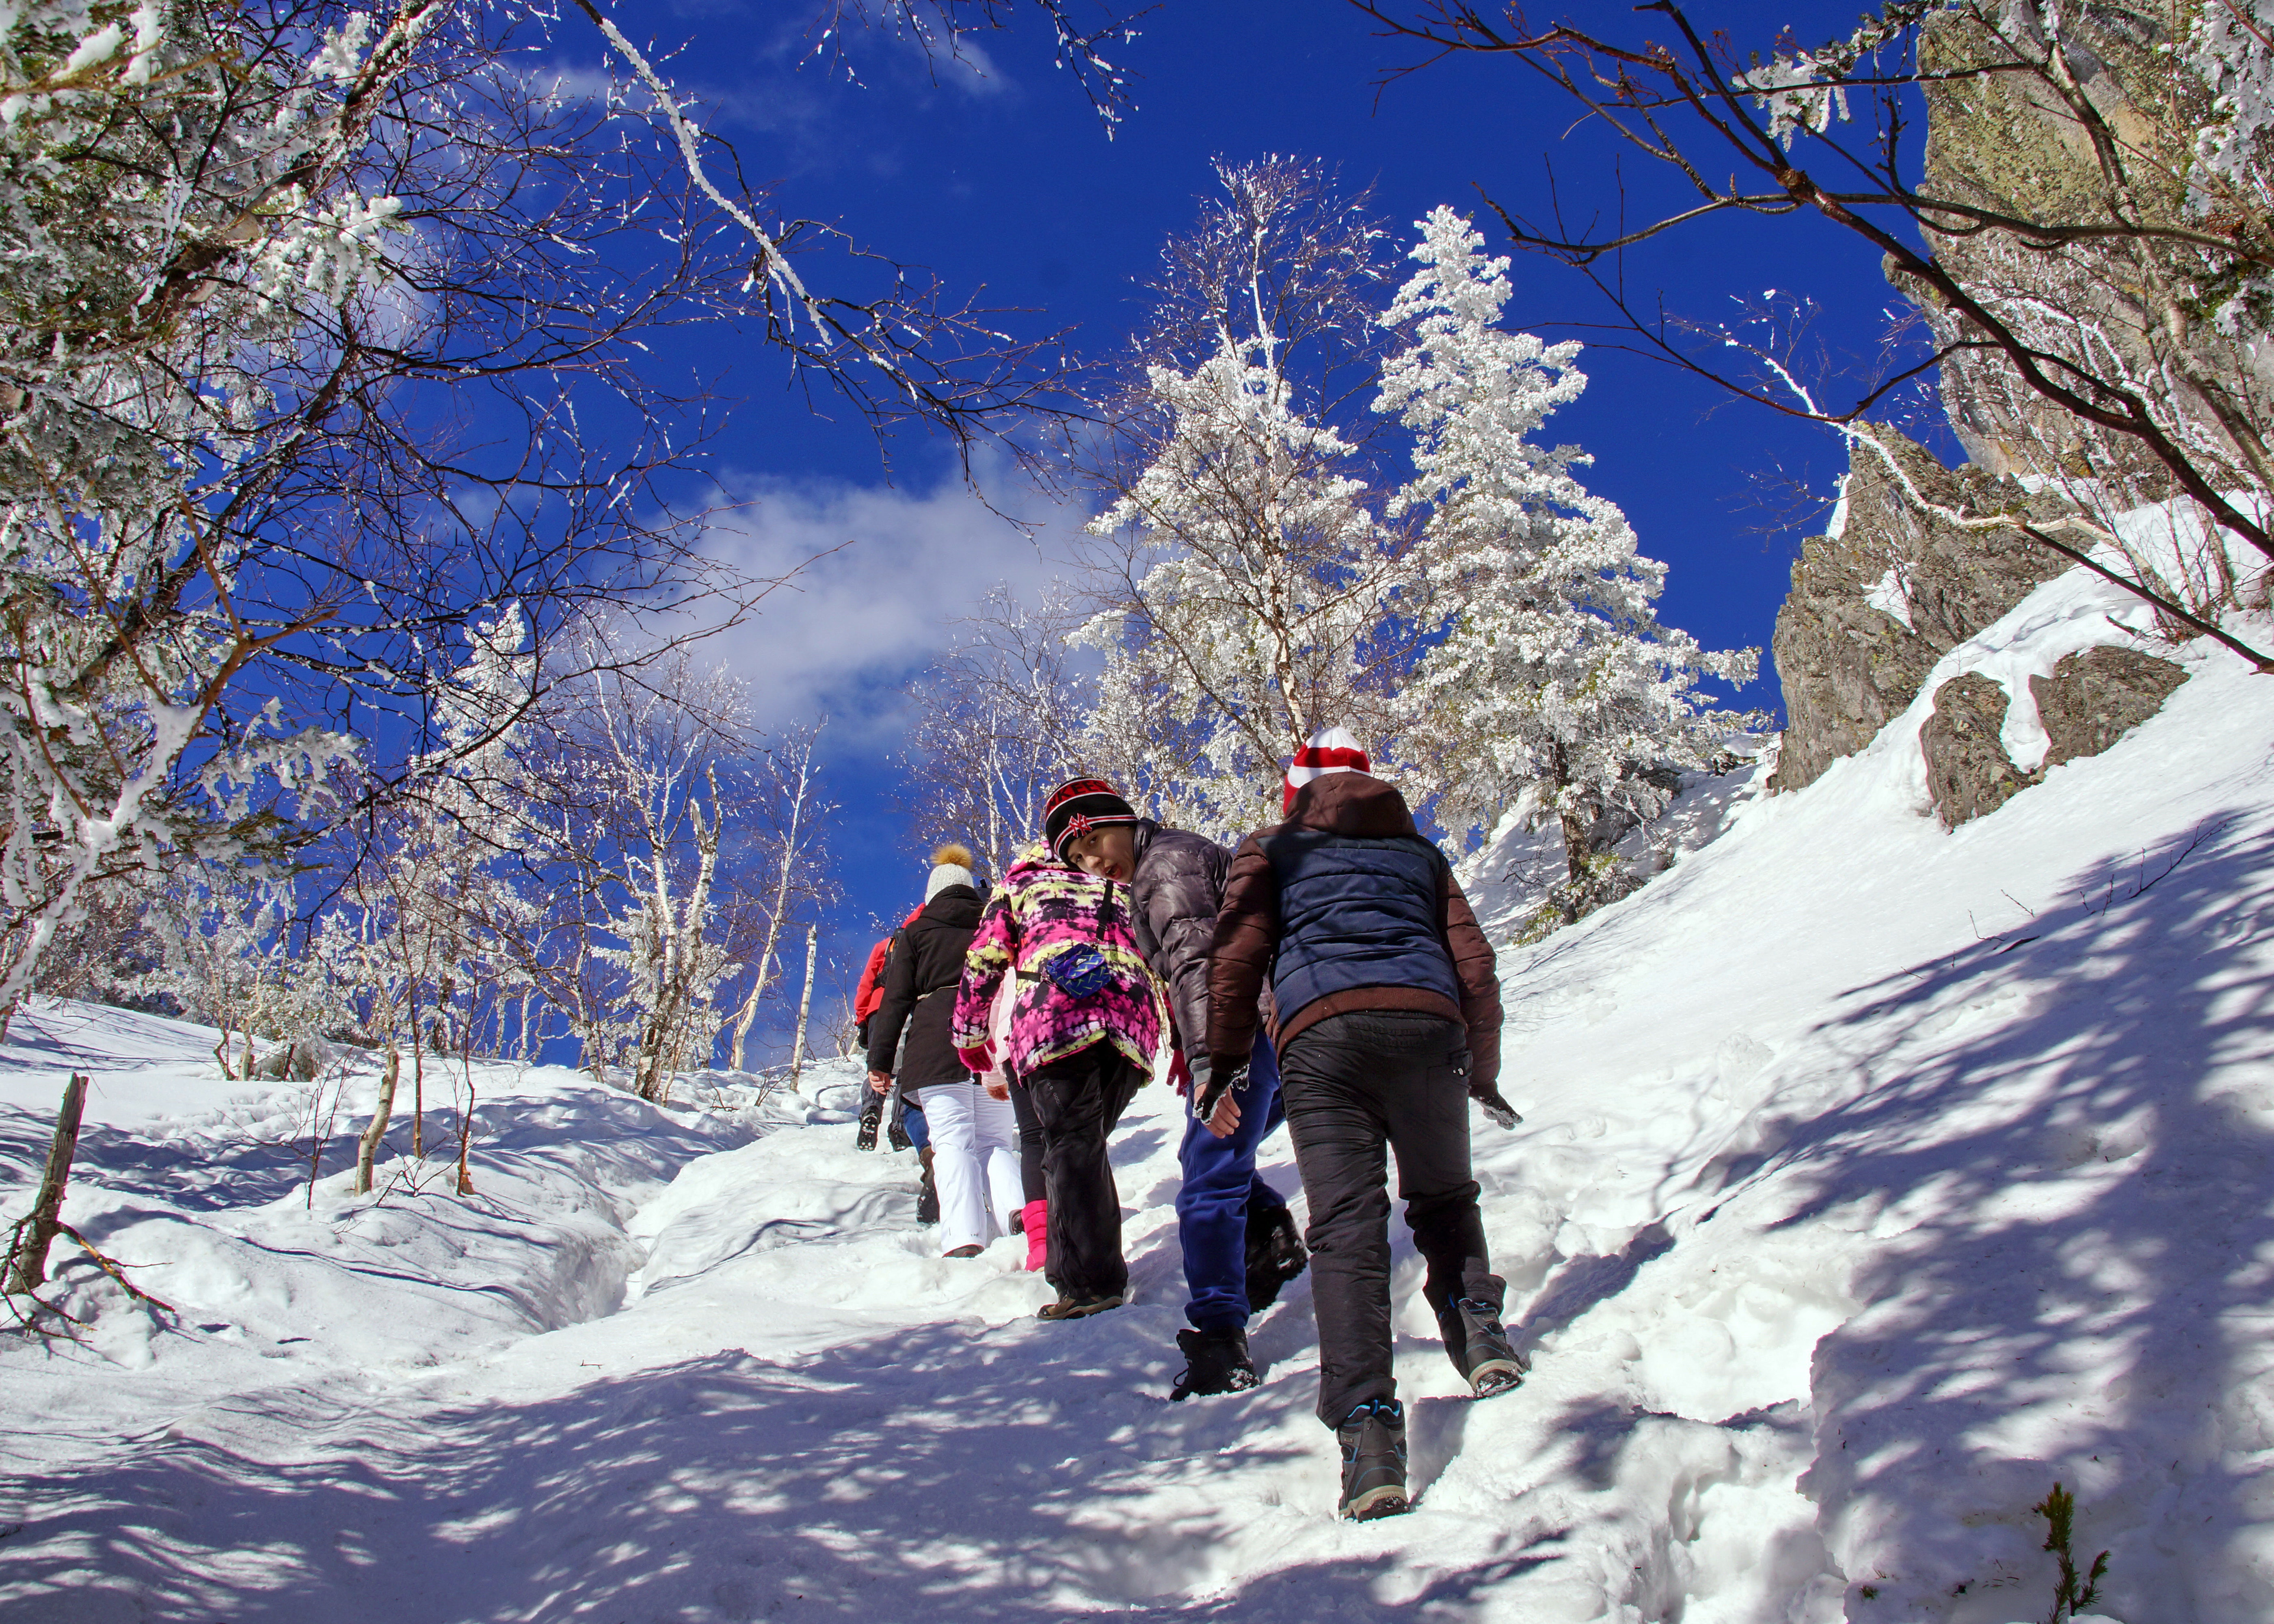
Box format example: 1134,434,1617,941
1284,726,1370,812
925,842,975,901
1043,777,1139,861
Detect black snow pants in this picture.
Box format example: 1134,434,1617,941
1020,1041,1146,1300
1278,1009,1504,1427
1008,1069,1047,1205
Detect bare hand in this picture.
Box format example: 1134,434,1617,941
984,1079,1010,1101
1205,1092,1241,1139
868,1070,892,1095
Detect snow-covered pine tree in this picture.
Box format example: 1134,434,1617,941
1376,206,1758,883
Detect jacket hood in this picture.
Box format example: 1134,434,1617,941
1286,771,1419,839
1001,852,1079,885
917,883,982,925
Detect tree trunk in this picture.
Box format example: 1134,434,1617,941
731,754,808,1071
353,1046,402,1196
456,1069,477,1196
788,925,818,1084
1560,809,1594,883
409,991,424,1158
5,1073,89,1294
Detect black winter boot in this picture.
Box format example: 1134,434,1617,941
886,1096,913,1152
1169,1326,1259,1401
1335,1399,1409,1520
916,1146,939,1225
1442,1297,1526,1398
1244,1204,1308,1312
855,1090,884,1151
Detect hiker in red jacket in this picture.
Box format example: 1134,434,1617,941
852,935,895,1151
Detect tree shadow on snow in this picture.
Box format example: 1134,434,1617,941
0,1238,1557,1622
1682,811,2274,1619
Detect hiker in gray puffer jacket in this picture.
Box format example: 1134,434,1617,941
1057,784,1306,1400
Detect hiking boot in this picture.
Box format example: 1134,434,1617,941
1169,1326,1260,1401
1336,1399,1409,1520
1037,1292,1125,1320
1448,1297,1527,1397
887,1103,913,1153
1244,1204,1308,1312
855,1092,885,1151
944,1243,984,1259
916,1147,940,1225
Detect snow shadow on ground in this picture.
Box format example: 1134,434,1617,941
0,1307,1561,1622
1719,812,2274,1618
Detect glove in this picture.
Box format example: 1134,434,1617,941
1166,1051,1193,1096
956,1042,995,1075
1470,1082,1522,1130
1195,1061,1245,1124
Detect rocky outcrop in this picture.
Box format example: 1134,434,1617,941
1922,673,2036,828
2030,646,2189,768
1922,648,2189,827
1768,429,2071,795
1904,3,2270,499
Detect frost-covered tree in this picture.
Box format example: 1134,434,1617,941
904,585,1089,878
1345,1,2274,657
147,875,341,1078
1376,207,1757,870
1077,158,1412,840
721,726,838,1073
0,0,1107,1032
1081,340,1406,836
482,637,772,1099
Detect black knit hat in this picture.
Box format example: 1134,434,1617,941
1043,776,1139,861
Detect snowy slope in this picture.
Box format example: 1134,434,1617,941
2,559,2269,1622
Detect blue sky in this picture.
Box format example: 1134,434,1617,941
587,0,1922,1048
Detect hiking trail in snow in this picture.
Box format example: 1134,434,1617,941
5,559,2273,1620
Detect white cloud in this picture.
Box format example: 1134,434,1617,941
695,460,1086,743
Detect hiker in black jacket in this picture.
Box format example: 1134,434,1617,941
867,844,1019,1256
1059,780,1306,1400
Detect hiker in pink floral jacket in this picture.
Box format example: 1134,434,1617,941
954,785,1166,1320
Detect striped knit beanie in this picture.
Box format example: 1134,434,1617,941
1284,726,1370,812
1043,776,1139,861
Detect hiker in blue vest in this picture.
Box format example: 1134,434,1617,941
1206,728,1525,1522
1055,776,1308,1400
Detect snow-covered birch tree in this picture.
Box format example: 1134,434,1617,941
722,726,838,1073
1076,158,1413,840
1375,207,1758,869
902,585,1089,875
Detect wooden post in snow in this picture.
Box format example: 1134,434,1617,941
788,925,819,1084
5,1074,89,1294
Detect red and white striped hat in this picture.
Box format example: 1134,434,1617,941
1283,726,1370,812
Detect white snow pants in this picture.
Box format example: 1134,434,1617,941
914,1081,1024,1254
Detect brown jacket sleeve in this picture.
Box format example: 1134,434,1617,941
1206,834,1280,1075
1437,865,1504,1090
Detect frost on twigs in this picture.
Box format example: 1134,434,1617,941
0,0,413,1023
1731,2,1941,148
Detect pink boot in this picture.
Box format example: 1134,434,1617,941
1022,1200,1048,1272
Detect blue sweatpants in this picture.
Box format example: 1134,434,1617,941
1177,1034,1290,1331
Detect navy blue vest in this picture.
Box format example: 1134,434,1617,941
1260,826,1459,1026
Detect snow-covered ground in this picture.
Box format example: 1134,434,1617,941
4,561,2271,1621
